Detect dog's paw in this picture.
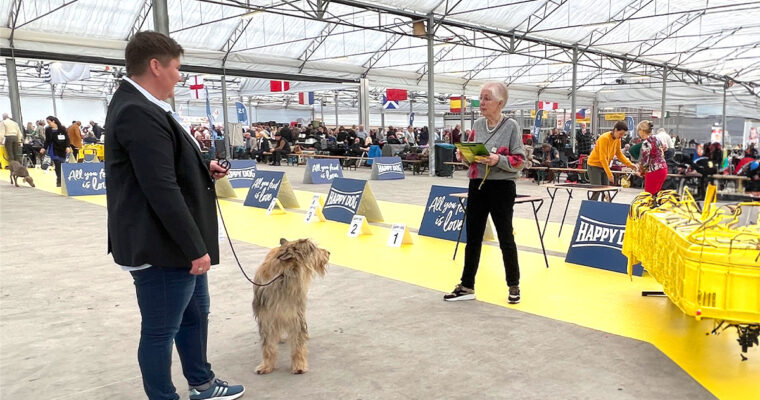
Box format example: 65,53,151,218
291,363,308,374
255,363,274,375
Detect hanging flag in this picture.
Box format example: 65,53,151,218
382,95,398,110
450,96,464,113
538,101,558,110
385,88,408,101
189,75,205,99
533,110,543,141
40,63,51,82
470,99,480,108
270,80,290,92
575,108,587,119
235,101,248,125
205,87,218,141
298,92,315,105
48,62,90,84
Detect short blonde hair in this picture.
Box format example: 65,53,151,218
637,120,654,134
482,82,508,105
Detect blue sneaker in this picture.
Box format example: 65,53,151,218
189,379,245,400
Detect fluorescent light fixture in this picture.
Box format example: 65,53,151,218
331,56,350,61
241,10,262,19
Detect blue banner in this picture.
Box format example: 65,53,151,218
304,158,343,184
227,160,257,188
565,200,643,275
418,185,468,242
243,170,284,208
564,120,572,133
62,162,106,196
235,101,248,125
625,116,635,132
409,112,415,126
323,178,366,224
371,156,404,180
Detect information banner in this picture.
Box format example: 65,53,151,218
370,156,404,180
61,162,106,196
565,200,643,275
303,158,343,184
243,171,299,209
418,186,468,242
227,160,257,188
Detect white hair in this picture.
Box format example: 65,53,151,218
482,82,508,105
656,127,667,135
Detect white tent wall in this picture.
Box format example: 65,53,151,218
0,95,107,126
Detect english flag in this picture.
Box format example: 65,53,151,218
189,75,205,99
270,80,290,92
298,92,315,105
538,101,558,110
385,88,408,101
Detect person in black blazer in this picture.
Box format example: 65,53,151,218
105,31,244,400
40,116,70,187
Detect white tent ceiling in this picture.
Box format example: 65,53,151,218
1,0,758,112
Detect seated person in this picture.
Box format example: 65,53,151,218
739,160,760,192
537,143,561,167
83,132,100,145
271,132,290,166
251,132,271,162
386,133,401,144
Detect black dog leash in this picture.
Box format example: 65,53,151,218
214,158,283,287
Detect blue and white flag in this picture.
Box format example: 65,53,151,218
235,101,248,125
382,95,398,110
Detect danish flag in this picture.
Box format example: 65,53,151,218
538,101,558,110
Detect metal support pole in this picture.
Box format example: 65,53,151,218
359,78,370,127
380,104,385,134
591,98,598,137
570,47,578,154
427,13,436,176
460,93,465,135
5,57,23,127
334,91,339,127
320,95,325,124
722,82,727,149
676,105,681,138
248,98,253,125
50,84,58,116
661,68,667,129
152,0,174,109
409,97,414,126
221,74,229,134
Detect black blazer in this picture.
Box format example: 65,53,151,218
43,126,70,158
105,80,218,268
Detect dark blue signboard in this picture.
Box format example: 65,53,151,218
303,158,343,184
227,160,257,188
244,170,284,208
418,185,468,242
62,162,106,196
323,178,366,224
565,200,643,275
371,156,404,180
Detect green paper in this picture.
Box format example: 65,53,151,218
455,142,490,163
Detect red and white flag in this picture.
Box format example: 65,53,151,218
189,75,205,99
270,80,290,92
538,101,558,110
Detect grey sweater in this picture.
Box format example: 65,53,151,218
464,116,526,180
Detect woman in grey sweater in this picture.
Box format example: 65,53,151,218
444,82,526,304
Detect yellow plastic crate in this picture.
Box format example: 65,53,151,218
624,199,760,325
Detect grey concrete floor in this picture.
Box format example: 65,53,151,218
0,182,714,399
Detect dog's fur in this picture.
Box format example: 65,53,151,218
8,161,35,187
253,238,329,375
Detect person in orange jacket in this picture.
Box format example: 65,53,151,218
587,120,636,200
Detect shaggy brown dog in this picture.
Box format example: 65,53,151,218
9,160,35,187
253,238,329,375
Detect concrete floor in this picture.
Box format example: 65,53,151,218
0,177,714,400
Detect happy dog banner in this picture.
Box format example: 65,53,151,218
565,200,642,275
370,156,404,180
323,178,383,224
227,160,257,188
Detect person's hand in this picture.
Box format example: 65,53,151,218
478,153,500,166
607,174,614,182
455,149,463,162
190,254,211,275
209,160,228,180
65,147,71,154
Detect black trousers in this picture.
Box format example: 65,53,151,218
70,146,79,160
461,179,520,289
54,160,62,186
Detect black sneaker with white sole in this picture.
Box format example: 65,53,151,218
508,285,520,304
443,284,475,301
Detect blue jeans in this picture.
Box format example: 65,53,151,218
131,267,215,400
